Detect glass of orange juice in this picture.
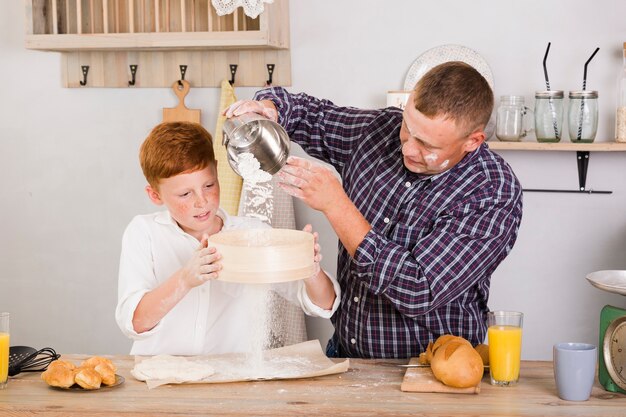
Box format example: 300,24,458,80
0,312,9,389
487,310,523,386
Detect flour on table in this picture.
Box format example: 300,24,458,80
132,355,215,382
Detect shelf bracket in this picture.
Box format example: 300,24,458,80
577,151,590,191
523,151,612,194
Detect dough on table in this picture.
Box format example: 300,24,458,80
132,355,215,382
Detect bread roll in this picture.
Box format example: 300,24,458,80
417,341,433,365
474,343,489,366
431,334,471,355
94,363,116,386
419,334,472,365
431,340,484,388
53,359,76,371
74,367,102,390
41,360,76,388
81,356,117,372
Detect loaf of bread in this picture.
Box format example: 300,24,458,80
430,337,484,388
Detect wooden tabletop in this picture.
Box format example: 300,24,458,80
1,354,625,416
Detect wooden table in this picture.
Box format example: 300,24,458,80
1,354,625,416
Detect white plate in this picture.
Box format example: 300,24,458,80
586,270,626,296
403,44,496,139
49,374,125,391
403,44,494,91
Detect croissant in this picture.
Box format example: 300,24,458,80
94,363,116,386
41,360,76,388
74,367,102,390
80,356,117,372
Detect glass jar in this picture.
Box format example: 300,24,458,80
496,96,533,142
568,91,598,143
534,90,564,143
616,43,626,142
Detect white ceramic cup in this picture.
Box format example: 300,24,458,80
553,342,597,401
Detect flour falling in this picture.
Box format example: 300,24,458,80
237,152,274,225
234,153,282,371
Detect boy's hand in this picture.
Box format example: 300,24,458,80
180,234,222,288
223,99,278,122
302,224,322,278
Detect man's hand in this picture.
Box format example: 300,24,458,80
277,156,345,214
223,99,278,122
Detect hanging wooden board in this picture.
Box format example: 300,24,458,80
162,80,200,123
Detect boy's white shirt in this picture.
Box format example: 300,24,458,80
115,208,340,356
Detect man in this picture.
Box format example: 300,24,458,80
225,61,523,359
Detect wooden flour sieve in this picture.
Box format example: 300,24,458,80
208,229,315,284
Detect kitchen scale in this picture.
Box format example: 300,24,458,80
586,270,626,394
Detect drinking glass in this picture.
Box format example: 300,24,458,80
534,90,564,143
496,96,534,142
0,313,9,389
568,91,598,143
488,311,523,386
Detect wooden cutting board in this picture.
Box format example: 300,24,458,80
162,80,201,123
400,357,480,394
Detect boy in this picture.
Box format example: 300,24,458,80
115,122,340,355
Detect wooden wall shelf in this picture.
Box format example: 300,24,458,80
486,140,626,194
25,32,288,51
487,141,626,152
25,0,291,87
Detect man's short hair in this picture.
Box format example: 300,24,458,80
412,61,494,135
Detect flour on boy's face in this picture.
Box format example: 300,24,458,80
146,165,222,240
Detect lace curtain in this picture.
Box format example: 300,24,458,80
211,0,274,19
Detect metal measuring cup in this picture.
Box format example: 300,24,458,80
222,113,290,176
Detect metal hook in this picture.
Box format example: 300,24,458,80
229,64,238,85
79,65,89,86
266,64,275,86
128,64,138,86
178,65,187,86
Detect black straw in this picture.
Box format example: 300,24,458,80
577,47,600,140
542,42,559,138
582,47,600,91
543,42,552,91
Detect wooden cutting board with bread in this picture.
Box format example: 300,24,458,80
400,357,480,394
401,335,489,394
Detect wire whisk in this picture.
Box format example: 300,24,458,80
9,346,60,376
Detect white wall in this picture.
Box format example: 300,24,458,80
1,0,626,359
